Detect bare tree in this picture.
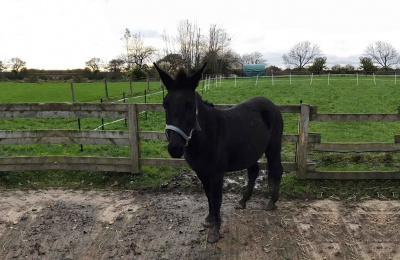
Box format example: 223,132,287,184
121,29,156,69
121,29,135,70
8,57,26,73
85,58,103,73
161,29,177,57
128,33,156,68
364,41,399,72
176,20,204,70
282,41,322,71
205,24,231,74
241,52,267,64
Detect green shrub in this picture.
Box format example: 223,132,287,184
127,67,147,80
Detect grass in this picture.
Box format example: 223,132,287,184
0,75,399,199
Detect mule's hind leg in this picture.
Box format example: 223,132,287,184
265,145,283,211
236,163,259,209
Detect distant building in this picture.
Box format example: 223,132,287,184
242,64,266,77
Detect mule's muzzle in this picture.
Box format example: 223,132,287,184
168,142,184,158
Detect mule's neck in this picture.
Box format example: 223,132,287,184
186,92,218,155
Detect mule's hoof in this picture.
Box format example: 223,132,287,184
207,228,220,243
235,201,246,209
266,202,277,211
202,215,215,228
202,220,214,228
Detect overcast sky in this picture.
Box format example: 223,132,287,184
1,0,399,70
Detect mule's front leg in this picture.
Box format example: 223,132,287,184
207,173,224,243
197,174,214,227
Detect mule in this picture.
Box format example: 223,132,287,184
154,63,284,243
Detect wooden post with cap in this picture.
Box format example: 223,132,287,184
128,103,141,174
296,104,310,179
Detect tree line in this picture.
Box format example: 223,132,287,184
1,20,400,82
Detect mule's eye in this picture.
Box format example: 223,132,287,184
186,103,195,110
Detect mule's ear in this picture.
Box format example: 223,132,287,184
189,62,207,89
154,63,174,90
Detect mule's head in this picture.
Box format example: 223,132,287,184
154,62,207,158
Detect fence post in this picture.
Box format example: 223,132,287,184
104,79,109,98
71,81,83,151
70,82,75,102
129,79,133,94
128,103,141,174
296,104,310,179
147,76,150,91
144,90,147,120
100,98,104,130
123,92,127,127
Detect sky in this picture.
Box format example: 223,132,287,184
1,0,400,70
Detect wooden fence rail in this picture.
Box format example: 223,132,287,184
0,102,399,180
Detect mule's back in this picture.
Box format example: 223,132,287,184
220,96,283,172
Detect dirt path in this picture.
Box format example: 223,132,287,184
0,189,398,260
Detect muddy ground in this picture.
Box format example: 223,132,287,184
0,189,399,260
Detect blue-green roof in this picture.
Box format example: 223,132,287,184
243,64,266,77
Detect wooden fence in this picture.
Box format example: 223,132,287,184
304,105,400,179
0,102,399,180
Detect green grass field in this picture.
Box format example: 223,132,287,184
0,81,162,103
0,75,399,198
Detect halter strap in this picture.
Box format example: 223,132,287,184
165,125,193,142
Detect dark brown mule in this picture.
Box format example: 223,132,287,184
154,63,284,243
